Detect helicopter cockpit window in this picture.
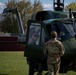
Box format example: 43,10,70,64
28,25,41,45
51,21,75,40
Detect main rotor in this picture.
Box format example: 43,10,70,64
53,0,64,11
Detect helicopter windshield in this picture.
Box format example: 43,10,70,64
51,21,75,40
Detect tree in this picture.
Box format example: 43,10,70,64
1,13,18,33
65,2,76,11
33,0,43,12
5,0,43,30
5,0,32,29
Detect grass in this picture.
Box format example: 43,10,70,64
0,51,28,75
0,51,76,75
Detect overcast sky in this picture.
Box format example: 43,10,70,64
0,0,76,13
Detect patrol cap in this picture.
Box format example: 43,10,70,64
51,31,57,38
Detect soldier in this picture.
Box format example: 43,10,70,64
44,31,65,75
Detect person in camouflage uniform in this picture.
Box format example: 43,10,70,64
44,31,65,75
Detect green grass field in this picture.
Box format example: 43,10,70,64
0,51,76,75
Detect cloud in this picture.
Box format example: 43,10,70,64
0,2,6,8
0,2,6,13
43,4,53,10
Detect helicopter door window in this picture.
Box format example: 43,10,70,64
28,25,41,45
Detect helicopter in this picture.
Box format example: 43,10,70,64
0,8,25,51
24,0,76,75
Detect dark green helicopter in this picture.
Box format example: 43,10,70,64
24,0,76,75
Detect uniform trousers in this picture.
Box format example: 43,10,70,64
47,62,60,75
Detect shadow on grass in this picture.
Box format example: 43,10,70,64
0,74,9,75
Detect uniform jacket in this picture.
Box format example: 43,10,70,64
44,38,65,64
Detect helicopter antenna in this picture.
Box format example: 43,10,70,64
53,0,64,11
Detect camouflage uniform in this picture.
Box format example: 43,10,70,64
44,38,65,75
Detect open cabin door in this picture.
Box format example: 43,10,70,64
24,20,48,58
